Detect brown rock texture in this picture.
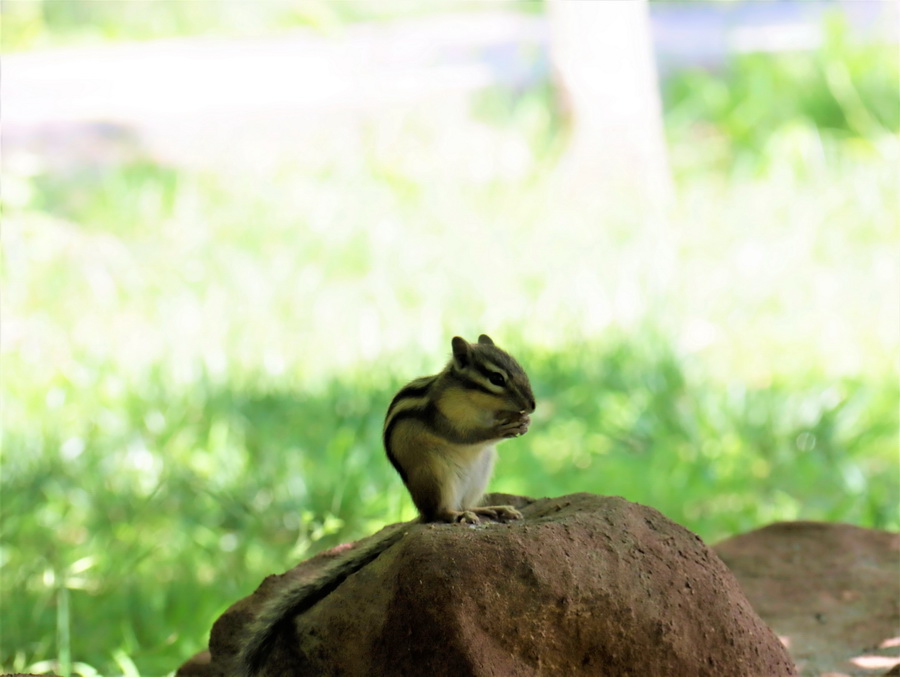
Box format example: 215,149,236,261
714,521,900,677
178,493,795,677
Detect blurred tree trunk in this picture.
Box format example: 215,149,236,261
548,0,672,208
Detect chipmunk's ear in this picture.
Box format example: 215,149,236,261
451,336,471,367
477,334,494,346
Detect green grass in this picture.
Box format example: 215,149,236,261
4,139,897,675
664,14,899,176
3,19,899,677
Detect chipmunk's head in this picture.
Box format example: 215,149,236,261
449,334,536,414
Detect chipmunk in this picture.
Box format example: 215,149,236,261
383,333,535,524
239,335,535,675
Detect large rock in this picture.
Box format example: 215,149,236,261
178,493,794,676
715,521,900,677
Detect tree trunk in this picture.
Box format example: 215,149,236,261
548,0,672,208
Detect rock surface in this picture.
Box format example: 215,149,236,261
177,493,795,677
714,521,900,677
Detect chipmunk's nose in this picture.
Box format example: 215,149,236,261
522,395,536,414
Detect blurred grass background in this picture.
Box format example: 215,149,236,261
2,2,899,675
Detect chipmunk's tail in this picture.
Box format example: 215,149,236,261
240,523,410,676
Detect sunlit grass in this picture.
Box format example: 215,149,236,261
1,0,472,52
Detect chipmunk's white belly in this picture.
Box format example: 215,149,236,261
447,443,497,510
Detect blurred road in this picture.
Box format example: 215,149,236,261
3,2,896,171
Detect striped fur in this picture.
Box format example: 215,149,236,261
383,335,535,522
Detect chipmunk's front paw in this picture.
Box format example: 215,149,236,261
494,412,531,438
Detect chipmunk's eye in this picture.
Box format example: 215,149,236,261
488,372,506,387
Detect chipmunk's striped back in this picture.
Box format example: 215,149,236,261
383,375,438,482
